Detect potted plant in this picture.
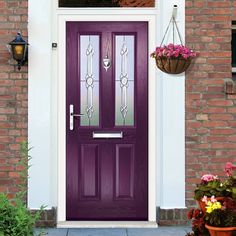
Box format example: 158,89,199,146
204,197,236,236
194,174,231,213
150,43,197,74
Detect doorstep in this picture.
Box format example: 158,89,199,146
57,221,158,228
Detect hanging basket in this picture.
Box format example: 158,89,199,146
151,10,197,75
155,56,192,74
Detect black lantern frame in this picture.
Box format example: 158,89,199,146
8,32,28,71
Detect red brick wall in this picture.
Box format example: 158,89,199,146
185,0,236,207
0,0,28,198
1,0,236,227
158,0,236,226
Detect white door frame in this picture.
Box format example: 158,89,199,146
56,13,157,227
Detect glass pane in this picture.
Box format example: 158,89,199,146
59,0,154,8
115,35,134,126
232,29,236,67
80,35,99,126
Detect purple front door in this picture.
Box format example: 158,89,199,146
66,22,148,220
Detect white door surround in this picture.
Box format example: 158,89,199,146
56,14,157,225
28,0,186,228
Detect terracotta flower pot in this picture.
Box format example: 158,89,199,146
197,197,225,213
154,56,192,74
205,224,236,236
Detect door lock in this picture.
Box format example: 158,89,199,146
69,104,84,130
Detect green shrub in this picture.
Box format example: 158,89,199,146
0,194,44,236
0,141,45,236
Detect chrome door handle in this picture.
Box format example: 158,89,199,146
70,104,84,130
93,132,123,139
71,113,84,117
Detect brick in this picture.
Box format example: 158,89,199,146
211,143,236,149
228,108,236,113
9,172,20,178
207,58,231,64
0,108,15,114
0,165,14,171
205,136,227,142
203,121,228,128
210,129,235,135
207,100,233,107
201,79,224,85
196,114,208,121
227,136,236,142
209,114,234,121
8,15,21,22
207,2,231,8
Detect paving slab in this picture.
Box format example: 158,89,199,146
127,226,191,236
68,228,127,236
35,228,68,236
35,226,191,236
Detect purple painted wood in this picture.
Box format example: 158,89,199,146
66,22,148,220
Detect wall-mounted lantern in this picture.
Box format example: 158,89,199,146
8,32,28,71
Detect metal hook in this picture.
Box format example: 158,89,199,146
172,5,178,20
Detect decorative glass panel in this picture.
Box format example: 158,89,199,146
115,35,134,126
59,0,154,8
80,35,99,126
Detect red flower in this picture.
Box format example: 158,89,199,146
193,209,201,218
224,162,236,177
188,209,194,219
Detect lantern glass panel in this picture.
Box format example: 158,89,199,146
11,44,25,61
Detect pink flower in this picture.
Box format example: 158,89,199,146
201,196,208,203
201,174,218,182
151,44,197,59
210,195,217,203
224,162,236,177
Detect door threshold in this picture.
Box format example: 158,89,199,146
57,221,158,228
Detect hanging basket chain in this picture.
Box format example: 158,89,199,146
160,16,184,47
173,16,184,45
160,16,172,46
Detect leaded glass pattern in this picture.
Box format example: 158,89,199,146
115,35,134,126
80,35,99,126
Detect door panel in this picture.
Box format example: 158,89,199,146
115,144,134,199
66,22,148,220
80,144,99,199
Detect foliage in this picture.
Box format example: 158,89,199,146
150,43,197,59
187,208,209,236
0,194,44,236
194,175,231,200
0,141,45,236
205,198,236,227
